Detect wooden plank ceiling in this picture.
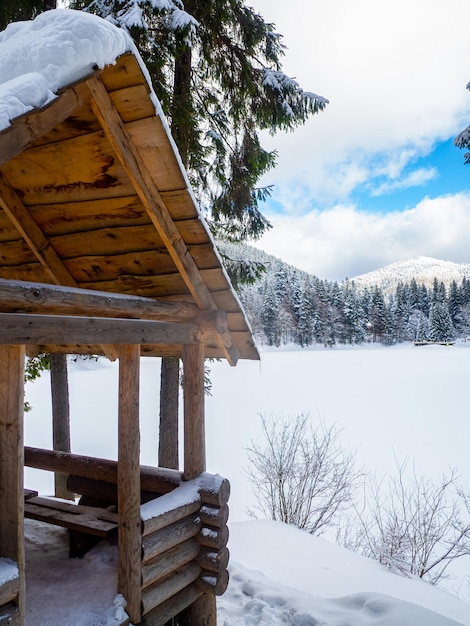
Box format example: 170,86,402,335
0,53,259,362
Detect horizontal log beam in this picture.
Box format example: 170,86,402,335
199,475,231,508
0,278,200,322
25,447,183,494
141,538,200,589
141,562,201,617
197,547,229,575
141,499,201,538
197,569,229,597
199,525,229,551
0,313,203,346
66,475,156,505
141,514,201,565
199,504,229,530
139,583,202,626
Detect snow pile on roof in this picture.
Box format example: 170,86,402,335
0,9,133,131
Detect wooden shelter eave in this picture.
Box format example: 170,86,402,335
0,52,260,362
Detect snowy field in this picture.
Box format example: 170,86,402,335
24,343,470,624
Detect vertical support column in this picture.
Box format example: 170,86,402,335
182,342,205,480
117,345,142,625
181,342,217,625
50,353,73,500
0,345,25,619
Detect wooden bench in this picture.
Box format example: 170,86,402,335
24,495,118,538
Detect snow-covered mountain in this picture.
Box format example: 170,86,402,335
351,256,470,293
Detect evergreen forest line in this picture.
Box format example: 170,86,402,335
222,243,470,347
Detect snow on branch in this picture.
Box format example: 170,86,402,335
262,68,328,116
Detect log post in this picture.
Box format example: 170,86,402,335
0,345,25,619
181,343,217,624
182,342,205,480
50,353,73,500
117,345,142,625
158,356,179,470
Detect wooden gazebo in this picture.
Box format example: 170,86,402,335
0,17,259,626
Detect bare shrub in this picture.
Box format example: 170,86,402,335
338,460,470,584
245,413,362,535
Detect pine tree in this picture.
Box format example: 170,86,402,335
418,283,430,317
448,280,461,330
261,278,280,346
297,277,315,347
369,286,388,343
0,1,44,30
71,0,328,241
429,302,455,343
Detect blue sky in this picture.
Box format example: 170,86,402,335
251,0,470,281
349,139,469,215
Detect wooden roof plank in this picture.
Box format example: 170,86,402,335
63,244,219,284
0,81,91,167
99,53,148,92
2,129,134,206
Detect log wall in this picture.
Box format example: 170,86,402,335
24,449,230,625
139,474,230,623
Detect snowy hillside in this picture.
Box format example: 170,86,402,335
219,520,470,626
351,256,470,294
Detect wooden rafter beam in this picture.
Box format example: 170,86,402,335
0,81,93,168
0,172,118,360
0,171,76,286
86,75,239,365
87,76,211,309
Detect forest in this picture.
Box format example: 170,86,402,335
221,243,470,347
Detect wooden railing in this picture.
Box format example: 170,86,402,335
24,447,230,625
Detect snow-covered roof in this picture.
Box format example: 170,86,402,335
0,9,259,362
0,10,133,131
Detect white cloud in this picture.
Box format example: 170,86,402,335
254,192,470,281
371,167,438,196
247,1,470,279
252,0,470,200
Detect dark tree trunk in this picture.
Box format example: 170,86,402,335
170,42,192,166
50,353,73,500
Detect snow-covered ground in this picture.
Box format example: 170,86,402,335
24,343,470,624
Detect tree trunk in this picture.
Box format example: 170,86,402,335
50,353,73,500
170,43,193,166
158,357,179,469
